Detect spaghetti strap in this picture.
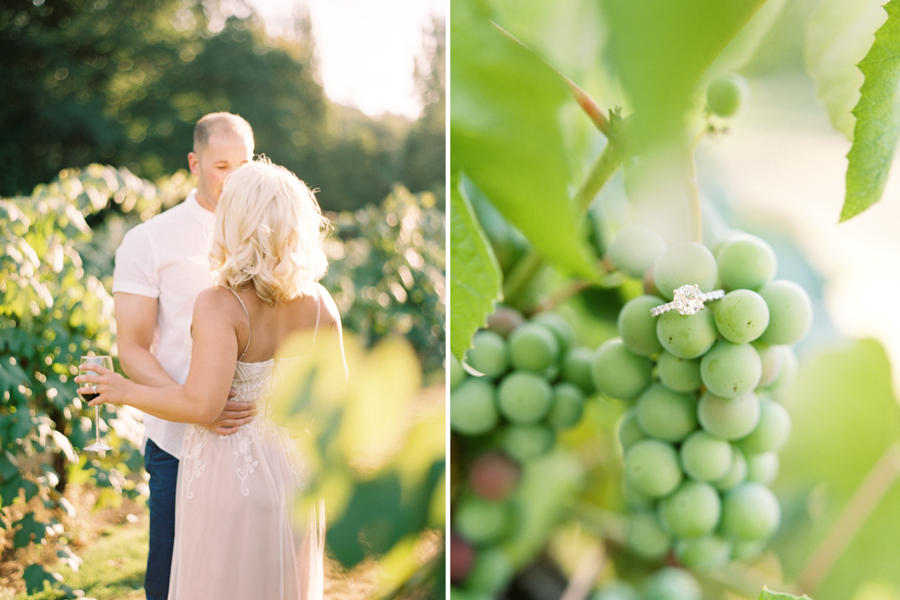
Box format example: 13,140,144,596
311,287,322,346
228,288,252,361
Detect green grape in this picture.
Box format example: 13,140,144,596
755,342,783,388
714,448,748,492
720,482,781,541
466,330,510,379
451,378,499,436
609,225,667,279
732,540,767,560
618,409,646,451
547,382,586,429
531,311,575,350
656,351,702,392
508,322,560,373
450,354,468,390
562,346,596,395
618,295,666,356
656,308,718,360
679,430,734,482
697,390,760,440
714,289,770,344
497,371,553,424
738,397,791,454
591,339,653,400
590,582,641,600
658,480,722,539
653,242,718,301
716,233,776,290
624,483,655,509
465,546,515,593
700,339,762,398
746,451,779,486
626,510,672,560
454,495,513,546
635,383,698,443
706,74,749,118
765,345,799,391
643,567,702,600
757,280,813,345
624,439,683,498
675,535,733,570
501,423,555,461
487,305,525,337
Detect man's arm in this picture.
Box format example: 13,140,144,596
115,292,178,387
114,292,255,434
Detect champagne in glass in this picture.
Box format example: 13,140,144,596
80,355,114,452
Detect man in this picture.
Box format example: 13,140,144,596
112,112,256,600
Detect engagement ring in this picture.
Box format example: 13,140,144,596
651,284,724,317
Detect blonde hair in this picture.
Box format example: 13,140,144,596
209,158,329,305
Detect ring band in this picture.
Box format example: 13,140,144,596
651,284,724,317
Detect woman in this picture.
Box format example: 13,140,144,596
77,158,345,600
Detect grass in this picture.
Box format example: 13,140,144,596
50,519,149,600
0,485,148,600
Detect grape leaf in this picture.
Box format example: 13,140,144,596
600,0,766,147
449,177,502,360
450,0,598,280
13,512,49,548
842,0,900,222
775,339,900,600
22,563,59,595
805,0,886,140
759,590,812,600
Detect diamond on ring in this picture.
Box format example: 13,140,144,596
650,285,725,317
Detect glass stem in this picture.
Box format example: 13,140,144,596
95,404,101,445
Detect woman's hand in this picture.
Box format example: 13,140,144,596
75,363,134,407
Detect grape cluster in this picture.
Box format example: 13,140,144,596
590,568,701,600
450,308,597,593
603,227,810,569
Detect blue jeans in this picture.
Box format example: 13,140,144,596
144,438,179,600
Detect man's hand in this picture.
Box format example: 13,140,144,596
203,388,257,435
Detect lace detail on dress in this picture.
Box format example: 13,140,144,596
232,426,259,497
183,425,210,499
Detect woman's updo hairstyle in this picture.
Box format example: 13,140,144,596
209,157,329,305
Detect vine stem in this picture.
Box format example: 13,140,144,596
503,144,626,307
685,137,703,244
798,442,900,593
490,21,611,136
560,544,606,600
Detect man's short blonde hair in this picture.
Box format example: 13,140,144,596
209,158,328,305
193,112,255,154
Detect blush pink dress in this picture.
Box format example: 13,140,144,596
167,290,326,600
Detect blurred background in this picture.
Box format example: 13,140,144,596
450,0,900,599
0,0,445,598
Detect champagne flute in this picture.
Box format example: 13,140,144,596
80,355,114,453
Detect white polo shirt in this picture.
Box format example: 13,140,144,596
112,190,215,458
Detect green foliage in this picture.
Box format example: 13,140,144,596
450,0,597,280
759,590,812,600
0,1,444,213
272,332,445,595
774,339,900,600
449,179,502,360
404,17,447,197
1,164,161,594
600,0,766,146
804,0,886,141
2,163,444,596
321,185,445,377
842,0,900,222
